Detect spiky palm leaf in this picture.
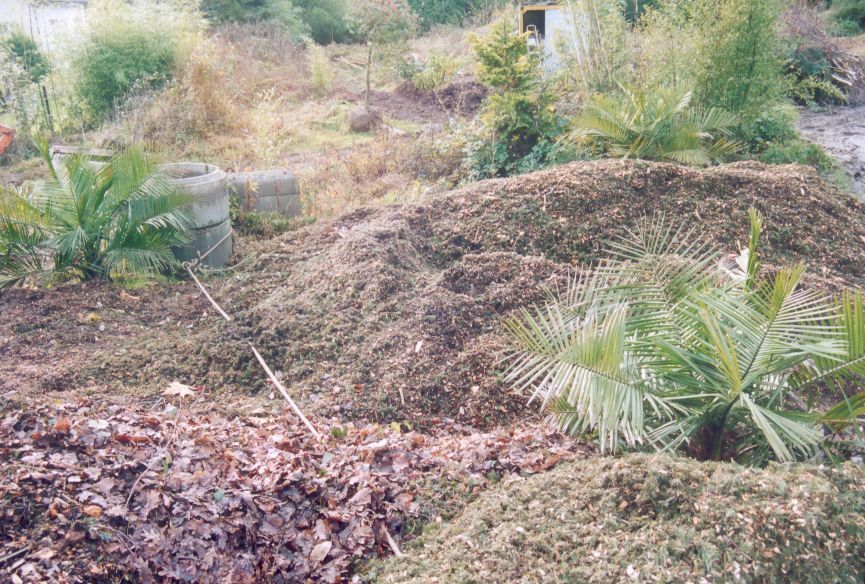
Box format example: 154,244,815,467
0,186,52,283
569,86,741,165
0,143,193,287
505,209,865,464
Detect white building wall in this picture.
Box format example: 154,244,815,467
0,0,86,49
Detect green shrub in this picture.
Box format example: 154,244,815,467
630,2,699,95
202,0,306,32
295,0,352,44
0,145,193,286
407,0,496,29
395,54,424,80
759,139,852,191
760,139,833,169
781,4,849,106
619,0,659,24
505,209,865,464
557,0,632,97
0,45,49,147
73,31,176,121
690,0,786,123
569,86,740,165
833,18,862,36
788,45,831,81
467,19,557,178
308,42,333,95
72,0,201,123
788,75,847,106
832,0,865,26
738,104,798,152
411,52,459,90
1,32,50,83
513,135,581,175
346,0,419,43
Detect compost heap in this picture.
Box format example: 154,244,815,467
112,160,865,429
4,160,865,582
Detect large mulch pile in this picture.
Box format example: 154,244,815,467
3,160,865,583
0,395,586,582
108,160,865,429
369,454,865,583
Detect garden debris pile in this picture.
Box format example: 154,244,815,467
364,80,489,124
115,160,865,429
371,454,865,583
0,397,586,582
395,80,489,117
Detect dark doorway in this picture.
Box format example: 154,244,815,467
522,9,546,36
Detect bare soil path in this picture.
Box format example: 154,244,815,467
799,106,865,198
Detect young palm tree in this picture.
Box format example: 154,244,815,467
0,144,193,287
569,86,741,165
504,209,865,464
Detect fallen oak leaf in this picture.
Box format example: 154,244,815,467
119,290,140,302
163,381,195,398
114,433,151,445
309,541,332,565
54,417,72,433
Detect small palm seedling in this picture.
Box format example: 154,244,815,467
569,86,741,165
0,143,193,287
504,209,865,464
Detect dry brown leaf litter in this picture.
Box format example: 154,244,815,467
0,398,587,582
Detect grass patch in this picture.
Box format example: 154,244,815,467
759,139,853,193
232,210,316,239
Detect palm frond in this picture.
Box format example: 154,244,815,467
0,186,53,287
1,145,193,284
791,291,865,390
740,393,822,462
569,86,740,165
505,302,671,452
503,208,865,465
820,391,865,432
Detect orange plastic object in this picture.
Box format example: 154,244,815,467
0,125,14,156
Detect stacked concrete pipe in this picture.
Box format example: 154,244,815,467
227,170,301,218
162,163,233,269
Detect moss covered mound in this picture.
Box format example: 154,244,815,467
370,454,865,583
112,160,865,428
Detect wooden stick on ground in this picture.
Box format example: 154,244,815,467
0,546,30,565
385,529,403,558
183,251,320,441
249,343,322,441
186,267,232,322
